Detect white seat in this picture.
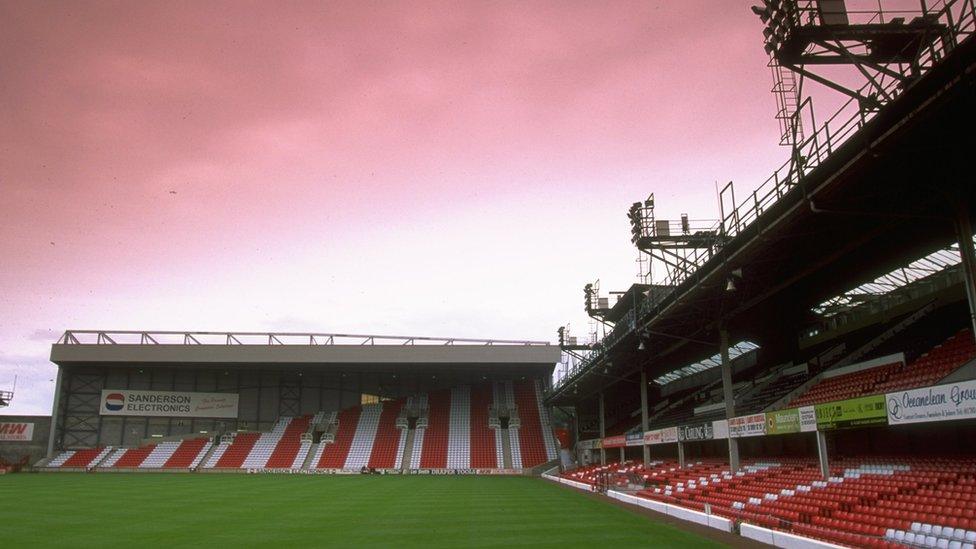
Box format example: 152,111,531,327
885,529,895,539
895,531,906,542
926,536,939,548
935,527,945,537
967,532,976,543
914,523,924,533
923,525,934,535
949,542,962,549
953,529,966,541
906,533,917,544
939,539,951,549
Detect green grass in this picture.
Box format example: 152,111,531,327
1,474,723,548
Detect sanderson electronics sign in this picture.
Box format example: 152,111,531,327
886,379,976,425
100,390,239,418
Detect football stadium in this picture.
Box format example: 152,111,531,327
3,1,976,548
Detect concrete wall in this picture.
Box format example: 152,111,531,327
0,415,51,465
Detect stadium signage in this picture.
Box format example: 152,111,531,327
642,427,678,445
765,409,801,435
712,419,729,440
677,422,713,442
815,394,887,430
602,435,626,448
625,432,643,447
577,438,601,450
100,390,239,418
0,422,33,441
729,414,766,438
798,406,817,432
886,379,976,425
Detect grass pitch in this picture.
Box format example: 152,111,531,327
2,474,723,547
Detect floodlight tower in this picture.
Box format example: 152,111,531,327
583,280,611,322
628,193,724,288
752,0,950,147
557,325,592,352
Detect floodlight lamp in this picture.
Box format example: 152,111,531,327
726,278,737,292
751,5,771,23
638,340,646,351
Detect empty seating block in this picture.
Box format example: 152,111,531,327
367,399,404,469
345,405,383,469
627,456,976,549
213,432,260,468
470,383,497,468
419,389,450,468
60,447,109,468
163,438,210,468
513,380,549,468
792,329,976,407
264,416,312,469
447,386,471,469
317,407,361,469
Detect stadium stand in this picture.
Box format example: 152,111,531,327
790,330,976,407
42,379,560,472
629,456,976,549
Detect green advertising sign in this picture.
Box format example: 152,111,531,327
765,408,801,435
815,394,888,430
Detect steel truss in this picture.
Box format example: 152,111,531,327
57,330,548,347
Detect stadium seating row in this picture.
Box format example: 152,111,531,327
621,456,976,549
791,329,975,407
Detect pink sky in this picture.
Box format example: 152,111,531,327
0,1,787,414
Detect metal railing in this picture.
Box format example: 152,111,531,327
56,330,550,347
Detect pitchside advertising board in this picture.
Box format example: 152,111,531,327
764,407,817,435
886,379,976,425
0,422,34,441
728,413,766,438
625,432,644,447
100,390,239,418
815,394,887,430
602,435,627,448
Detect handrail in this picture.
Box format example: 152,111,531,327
56,330,550,347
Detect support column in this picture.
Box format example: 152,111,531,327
720,328,740,472
955,207,976,340
619,447,625,464
598,392,606,465
677,441,686,468
815,431,830,479
640,369,650,465
46,366,64,458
